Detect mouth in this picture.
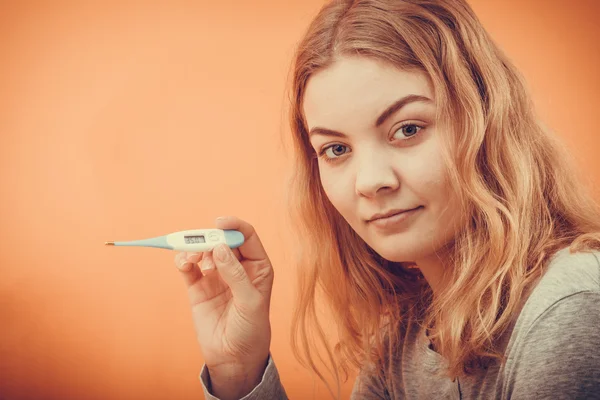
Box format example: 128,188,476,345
367,206,422,222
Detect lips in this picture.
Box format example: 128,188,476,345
367,206,423,230
367,207,420,222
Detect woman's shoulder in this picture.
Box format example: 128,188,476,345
500,247,600,398
511,246,599,336
528,246,599,306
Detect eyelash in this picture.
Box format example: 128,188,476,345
316,122,425,164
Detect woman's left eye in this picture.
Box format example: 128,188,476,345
393,123,423,140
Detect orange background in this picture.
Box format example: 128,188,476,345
1,1,599,399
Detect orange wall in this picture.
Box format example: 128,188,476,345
1,1,598,399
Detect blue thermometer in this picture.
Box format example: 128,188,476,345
105,229,244,252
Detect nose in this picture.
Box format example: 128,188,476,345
354,151,400,197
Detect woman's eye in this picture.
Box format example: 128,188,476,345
325,144,348,158
317,143,349,163
394,123,423,139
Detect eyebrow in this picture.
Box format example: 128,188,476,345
307,94,432,138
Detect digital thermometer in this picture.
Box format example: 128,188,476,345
105,229,244,252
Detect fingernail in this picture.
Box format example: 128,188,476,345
178,258,189,269
216,216,227,220
214,244,229,262
187,253,201,263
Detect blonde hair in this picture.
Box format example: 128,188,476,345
282,0,600,398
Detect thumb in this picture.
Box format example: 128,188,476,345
212,243,258,302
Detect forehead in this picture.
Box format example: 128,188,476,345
303,56,433,129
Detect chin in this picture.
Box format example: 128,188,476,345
378,250,420,263
364,230,443,263
368,242,424,263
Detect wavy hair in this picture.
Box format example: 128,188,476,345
282,0,600,398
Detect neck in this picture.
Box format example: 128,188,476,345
415,249,450,297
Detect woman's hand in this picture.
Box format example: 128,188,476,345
174,216,274,400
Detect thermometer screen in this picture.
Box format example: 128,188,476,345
184,235,206,244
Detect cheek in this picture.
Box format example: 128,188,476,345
419,174,447,204
419,167,462,234
403,139,449,203
319,167,354,211
402,159,447,202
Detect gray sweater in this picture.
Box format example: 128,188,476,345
199,247,600,399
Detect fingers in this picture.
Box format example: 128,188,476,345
212,243,259,303
174,217,269,301
215,216,268,262
200,252,216,273
174,251,204,287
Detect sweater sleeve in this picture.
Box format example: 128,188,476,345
507,291,600,399
199,354,288,400
199,353,393,400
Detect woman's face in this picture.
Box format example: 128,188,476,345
303,56,462,264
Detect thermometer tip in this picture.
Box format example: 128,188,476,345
105,241,115,246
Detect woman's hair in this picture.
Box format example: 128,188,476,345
282,0,600,398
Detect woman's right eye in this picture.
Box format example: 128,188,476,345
319,144,349,163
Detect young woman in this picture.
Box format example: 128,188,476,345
174,0,600,399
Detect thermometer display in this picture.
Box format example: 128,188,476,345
184,235,206,244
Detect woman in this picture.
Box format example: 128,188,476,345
174,0,600,399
